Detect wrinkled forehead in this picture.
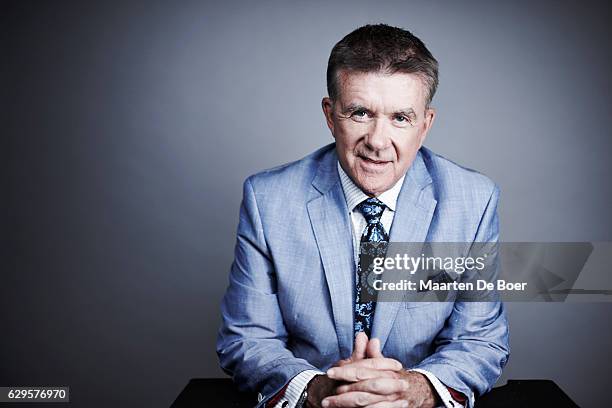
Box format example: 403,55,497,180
335,69,429,111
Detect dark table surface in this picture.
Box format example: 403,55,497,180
171,378,580,408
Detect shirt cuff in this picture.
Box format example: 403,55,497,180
270,369,324,408
409,368,465,408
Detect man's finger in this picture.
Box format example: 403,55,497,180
335,378,409,395
334,357,403,371
322,391,390,407
352,332,368,361
336,332,369,367
335,358,352,367
366,337,384,359
365,400,409,408
327,366,400,382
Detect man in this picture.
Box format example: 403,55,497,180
217,24,509,408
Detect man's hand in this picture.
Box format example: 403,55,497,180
306,333,371,407
320,334,439,408
324,370,438,408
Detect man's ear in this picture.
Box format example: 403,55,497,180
418,107,436,147
321,97,335,137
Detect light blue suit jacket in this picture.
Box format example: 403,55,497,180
217,143,509,407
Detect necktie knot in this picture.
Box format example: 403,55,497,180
356,197,386,224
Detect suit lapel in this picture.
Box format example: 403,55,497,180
307,148,355,358
371,151,437,350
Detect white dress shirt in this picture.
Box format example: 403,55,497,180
271,162,462,408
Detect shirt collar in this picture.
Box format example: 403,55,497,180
337,161,405,212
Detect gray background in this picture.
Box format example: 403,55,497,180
3,0,612,406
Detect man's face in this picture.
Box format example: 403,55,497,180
322,71,435,196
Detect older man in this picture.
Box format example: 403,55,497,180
217,24,509,408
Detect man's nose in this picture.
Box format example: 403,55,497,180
365,118,391,151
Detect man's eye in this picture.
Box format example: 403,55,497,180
351,110,369,118
393,114,414,126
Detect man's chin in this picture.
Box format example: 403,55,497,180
354,178,395,197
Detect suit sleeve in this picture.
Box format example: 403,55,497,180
216,177,317,406
411,185,510,408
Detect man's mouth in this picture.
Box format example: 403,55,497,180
358,155,391,165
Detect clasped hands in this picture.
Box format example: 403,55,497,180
305,332,438,408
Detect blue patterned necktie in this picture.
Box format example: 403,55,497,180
354,197,389,338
